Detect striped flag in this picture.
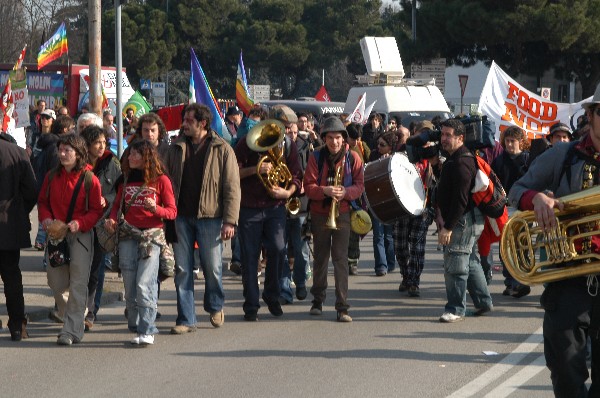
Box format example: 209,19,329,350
189,48,230,141
236,50,254,115
38,22,68,70
14,45,27,70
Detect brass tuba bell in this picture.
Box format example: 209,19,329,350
246,119,300,214
501,185,600,285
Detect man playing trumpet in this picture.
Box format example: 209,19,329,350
304,117,364,322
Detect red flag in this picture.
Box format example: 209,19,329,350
14,45,27,70
314,85,331,102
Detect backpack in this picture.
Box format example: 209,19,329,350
46,168,93,211
461,152,507,219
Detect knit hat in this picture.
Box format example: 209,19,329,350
320,116,348,139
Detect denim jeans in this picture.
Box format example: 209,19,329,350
279,216,309,302
238,206,286,314
173,216,224,326
443,208,492,316
35,226,46,246
372,216,395,272
93,253,112,316
119,239,160,335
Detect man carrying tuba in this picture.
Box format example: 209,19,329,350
508,84,600,398
234,104,302,321
304,117,364,322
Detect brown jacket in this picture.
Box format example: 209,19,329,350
166,131,241,225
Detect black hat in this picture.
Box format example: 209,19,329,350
226,105,243,117
548,122,573,139
346,123,362,139
320,116,348,140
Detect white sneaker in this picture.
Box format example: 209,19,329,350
138,334,154,345
439,312,464,323
130,335,140,345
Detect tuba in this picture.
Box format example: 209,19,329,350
246,119,300,215
500,185,600,285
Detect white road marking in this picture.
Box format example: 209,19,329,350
447,326,544,398
484,354,546,397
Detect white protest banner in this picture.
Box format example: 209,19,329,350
9,69,29,129
478,61,590,140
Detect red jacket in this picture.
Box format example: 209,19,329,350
37,165,104,232
109,174,177,229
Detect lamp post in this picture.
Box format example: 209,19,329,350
115,0,123,157
412,0,417,43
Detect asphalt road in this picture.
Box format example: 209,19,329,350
1,224,561,397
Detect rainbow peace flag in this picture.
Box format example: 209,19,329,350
189,48,230,141
236,51,254,115
38,22,68,70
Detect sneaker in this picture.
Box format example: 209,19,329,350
170,325,197,335
439,312,464,323
244,312,258,321
210,310,224,328
131,335,140,345
511,285,531,298
309,302,322,316
57,335,73,346
229,261,242,275
84,319,93,332
296,286,308,301
375,268,387,276
34,242,45,251
337,310,352,322
138,334,154,346
407,286,420,297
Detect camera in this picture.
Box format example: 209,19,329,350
405,128,441,163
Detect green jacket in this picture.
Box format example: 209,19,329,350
166,130,241,226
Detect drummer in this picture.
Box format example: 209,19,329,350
368,131,398,276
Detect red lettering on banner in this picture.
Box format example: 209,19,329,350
528,98,540,119
507,82,519,101
540,103,557,120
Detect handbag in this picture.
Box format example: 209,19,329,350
47,172,86,268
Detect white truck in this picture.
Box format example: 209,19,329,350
344,37,452,127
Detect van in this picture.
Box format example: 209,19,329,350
344,83,452,127
260,99,345,122
344,36,452,127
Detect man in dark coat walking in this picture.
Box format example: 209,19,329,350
0,133,37,341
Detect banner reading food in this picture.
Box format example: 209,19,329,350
478,61,591,140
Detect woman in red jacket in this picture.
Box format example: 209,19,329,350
38,134,104,346
105,140,177,346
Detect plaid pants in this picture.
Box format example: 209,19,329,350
393,214,429,287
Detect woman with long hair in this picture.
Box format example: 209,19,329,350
104,140,176,346
37,134,104,345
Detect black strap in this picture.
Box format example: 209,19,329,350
121,182,146,216
65,172,87,223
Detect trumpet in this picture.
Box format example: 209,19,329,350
246,119,300,215
501,185,600,285
325,155,345,230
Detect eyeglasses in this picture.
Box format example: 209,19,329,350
389,121,396,125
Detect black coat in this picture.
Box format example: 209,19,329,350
0,135,38,249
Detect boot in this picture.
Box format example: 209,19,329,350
10,319,29,342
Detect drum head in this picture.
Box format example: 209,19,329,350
389,153,426,216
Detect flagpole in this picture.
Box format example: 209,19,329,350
322,69,324,86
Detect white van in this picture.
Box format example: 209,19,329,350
344,37,452,127
344,83,452,127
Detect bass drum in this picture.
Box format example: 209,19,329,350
364,153,426,224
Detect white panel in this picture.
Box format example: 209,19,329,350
359,37,404,76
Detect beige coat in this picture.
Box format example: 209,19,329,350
166,131,240,225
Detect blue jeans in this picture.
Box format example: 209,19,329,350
279,216,309,302
35,226,46,246
119,239,160,335
173,216,224,326
238,206,286,314
443,209,492,316
93,253,112,316
372,216,395,272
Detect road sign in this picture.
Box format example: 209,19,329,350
140,79,151,90
458,75,469,97
410,58,446,94
541,87,551,100
249,84,270,102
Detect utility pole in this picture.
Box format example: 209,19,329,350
115,0,124,157
88,0,102,115
412,0,417,43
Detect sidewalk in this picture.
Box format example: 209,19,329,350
0,208,235,329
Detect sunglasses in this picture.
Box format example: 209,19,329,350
41,115,52,120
